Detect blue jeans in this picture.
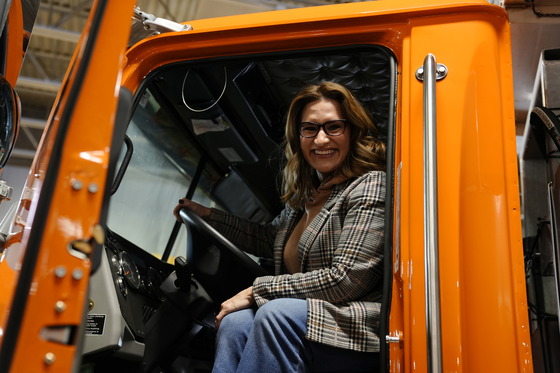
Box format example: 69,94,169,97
212,298,379,373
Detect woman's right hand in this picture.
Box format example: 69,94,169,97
173,198,211,222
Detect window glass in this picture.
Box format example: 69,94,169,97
107,89,223,261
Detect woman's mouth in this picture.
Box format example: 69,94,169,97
314,149,336,156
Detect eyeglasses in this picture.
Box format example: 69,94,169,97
298,119,348,138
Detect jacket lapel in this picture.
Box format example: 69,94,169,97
274,208,303,274
298,182,347,270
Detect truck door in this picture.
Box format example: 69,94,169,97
0,0,135,372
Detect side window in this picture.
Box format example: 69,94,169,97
107,89,224,260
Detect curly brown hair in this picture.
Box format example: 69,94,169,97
281,81,386,209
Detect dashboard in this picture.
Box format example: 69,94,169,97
82,228,216,370
104,231,173,341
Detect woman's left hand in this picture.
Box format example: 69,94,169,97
215,286,255,328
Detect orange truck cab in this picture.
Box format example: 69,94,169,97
0,0,558,372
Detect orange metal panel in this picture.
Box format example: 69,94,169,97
401,12,531,373
4,0,24,86
0,0,135,372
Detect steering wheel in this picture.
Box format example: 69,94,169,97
178,207,269,303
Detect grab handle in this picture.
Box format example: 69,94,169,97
416,54,447,373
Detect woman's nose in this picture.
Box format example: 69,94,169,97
314,128,330,144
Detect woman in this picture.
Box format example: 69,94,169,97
174,81,386,372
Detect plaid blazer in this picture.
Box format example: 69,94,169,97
209,171,385,352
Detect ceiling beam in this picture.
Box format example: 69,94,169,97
16,76,60,93
21,117,47,130
11,148,36,160
32,24,80,43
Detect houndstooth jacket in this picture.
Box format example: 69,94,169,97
208,171,385,353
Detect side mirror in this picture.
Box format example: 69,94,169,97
0,74,20,169
0,75,20,201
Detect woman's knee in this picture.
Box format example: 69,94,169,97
253,298,307,333
217,308,255,340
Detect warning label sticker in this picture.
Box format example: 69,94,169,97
86,314,106,336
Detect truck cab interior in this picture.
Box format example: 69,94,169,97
80,45,396,372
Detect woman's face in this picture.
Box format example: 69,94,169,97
299,98,351,176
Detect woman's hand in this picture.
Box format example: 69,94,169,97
173,198,211,221
215,286,255,328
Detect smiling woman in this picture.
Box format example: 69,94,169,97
299,98,351,175
282,82,387,210
168,79,388,373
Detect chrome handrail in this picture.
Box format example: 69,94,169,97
416,53,446,373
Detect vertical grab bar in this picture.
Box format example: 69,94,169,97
416,53,447,373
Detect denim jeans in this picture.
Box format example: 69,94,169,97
212,298,379,373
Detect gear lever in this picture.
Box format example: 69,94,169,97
174,256,192,292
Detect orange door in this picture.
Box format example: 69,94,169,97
0,1,135,371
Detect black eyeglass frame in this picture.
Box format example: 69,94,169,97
298,119,348,138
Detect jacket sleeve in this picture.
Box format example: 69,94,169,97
207,207,290,259
252,171,385,305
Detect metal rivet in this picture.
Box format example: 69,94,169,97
44,352,56,365
88,298,94,311
55,301,66,313
54,266,67,278
88,183,99,194
71,180,83,191
72,268,84,280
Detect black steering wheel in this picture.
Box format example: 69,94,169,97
178,208,269,301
